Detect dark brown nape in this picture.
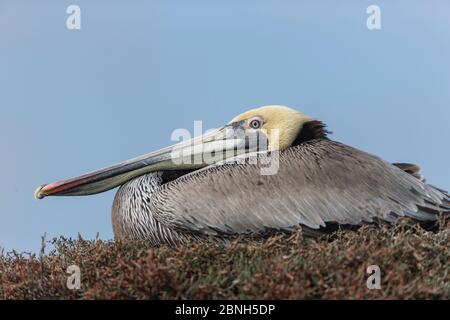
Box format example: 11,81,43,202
291,120,330,146
392,163,424,181
161,169,198,185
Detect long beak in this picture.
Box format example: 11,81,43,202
35,123,265,199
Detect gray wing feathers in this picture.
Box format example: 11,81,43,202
151,140,449,235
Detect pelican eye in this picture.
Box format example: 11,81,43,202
249,119,262,129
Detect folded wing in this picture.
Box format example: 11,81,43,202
151,140,450,235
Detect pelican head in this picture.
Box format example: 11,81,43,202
229,105,314,151
35,105,323,199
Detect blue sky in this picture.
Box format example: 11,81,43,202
1,0,449,253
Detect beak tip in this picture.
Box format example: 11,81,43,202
34,185,47,200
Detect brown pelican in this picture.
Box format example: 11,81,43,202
35,105,449,245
